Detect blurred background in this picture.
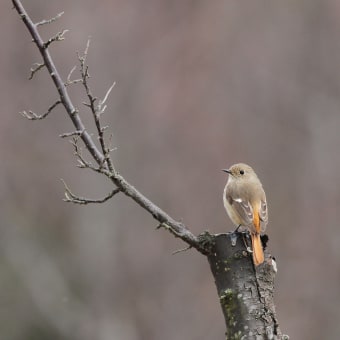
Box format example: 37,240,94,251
2,1,340,339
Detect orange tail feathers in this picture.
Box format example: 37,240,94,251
251,233,264,266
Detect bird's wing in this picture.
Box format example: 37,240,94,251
227,195,254,226
259,198,268,231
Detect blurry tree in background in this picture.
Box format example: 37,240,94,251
2,1,340,339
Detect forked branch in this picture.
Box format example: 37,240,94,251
61,179,120,205
12,0,209,255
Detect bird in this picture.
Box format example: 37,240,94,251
222,163,268,266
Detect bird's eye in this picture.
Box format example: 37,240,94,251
240,170,244,175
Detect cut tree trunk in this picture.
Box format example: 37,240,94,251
205,232,286,340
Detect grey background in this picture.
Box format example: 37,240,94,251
2,1,340,339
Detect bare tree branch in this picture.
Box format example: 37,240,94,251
61,179,120,205
78,41,116,173
21,100,61,120
12,0,105,166
12,0,209,255
97,83,115,117
69,136,108,175
36,11,64,27
29,62,45,79
44,29,69,49
59,129,85,138
64,65,82,86
172,245,192,255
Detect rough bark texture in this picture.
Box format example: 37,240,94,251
206,232,287,340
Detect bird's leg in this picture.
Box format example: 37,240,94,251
234,224,242,233
233,225,252,253
241,232,253,253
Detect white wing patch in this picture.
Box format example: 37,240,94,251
230,197,254,226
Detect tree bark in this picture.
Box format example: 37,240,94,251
206,232,286,340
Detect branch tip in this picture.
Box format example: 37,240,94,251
99,82,115,106
65,65,82,86
20,100,61,120
77,39,91,63
36,11,64,27
84,38,91,57
29,62,45,80
61,178,120,205
172,245,192,255
44,29,69,49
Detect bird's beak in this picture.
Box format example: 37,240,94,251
222,169,231,174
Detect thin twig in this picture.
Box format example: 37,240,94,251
61,179,120,205
70,137,100,173
65,65,82,86
21,100,61,120
97,82,115,116
172,245,192,255
77,38,91,63
29,62,45,80
78,42,115,173
36,11,64,27
12,0,104,165
59,129,85,138
44,29,69,49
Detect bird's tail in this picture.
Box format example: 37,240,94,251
251,233,264,266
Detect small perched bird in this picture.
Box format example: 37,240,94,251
222,163,268,266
